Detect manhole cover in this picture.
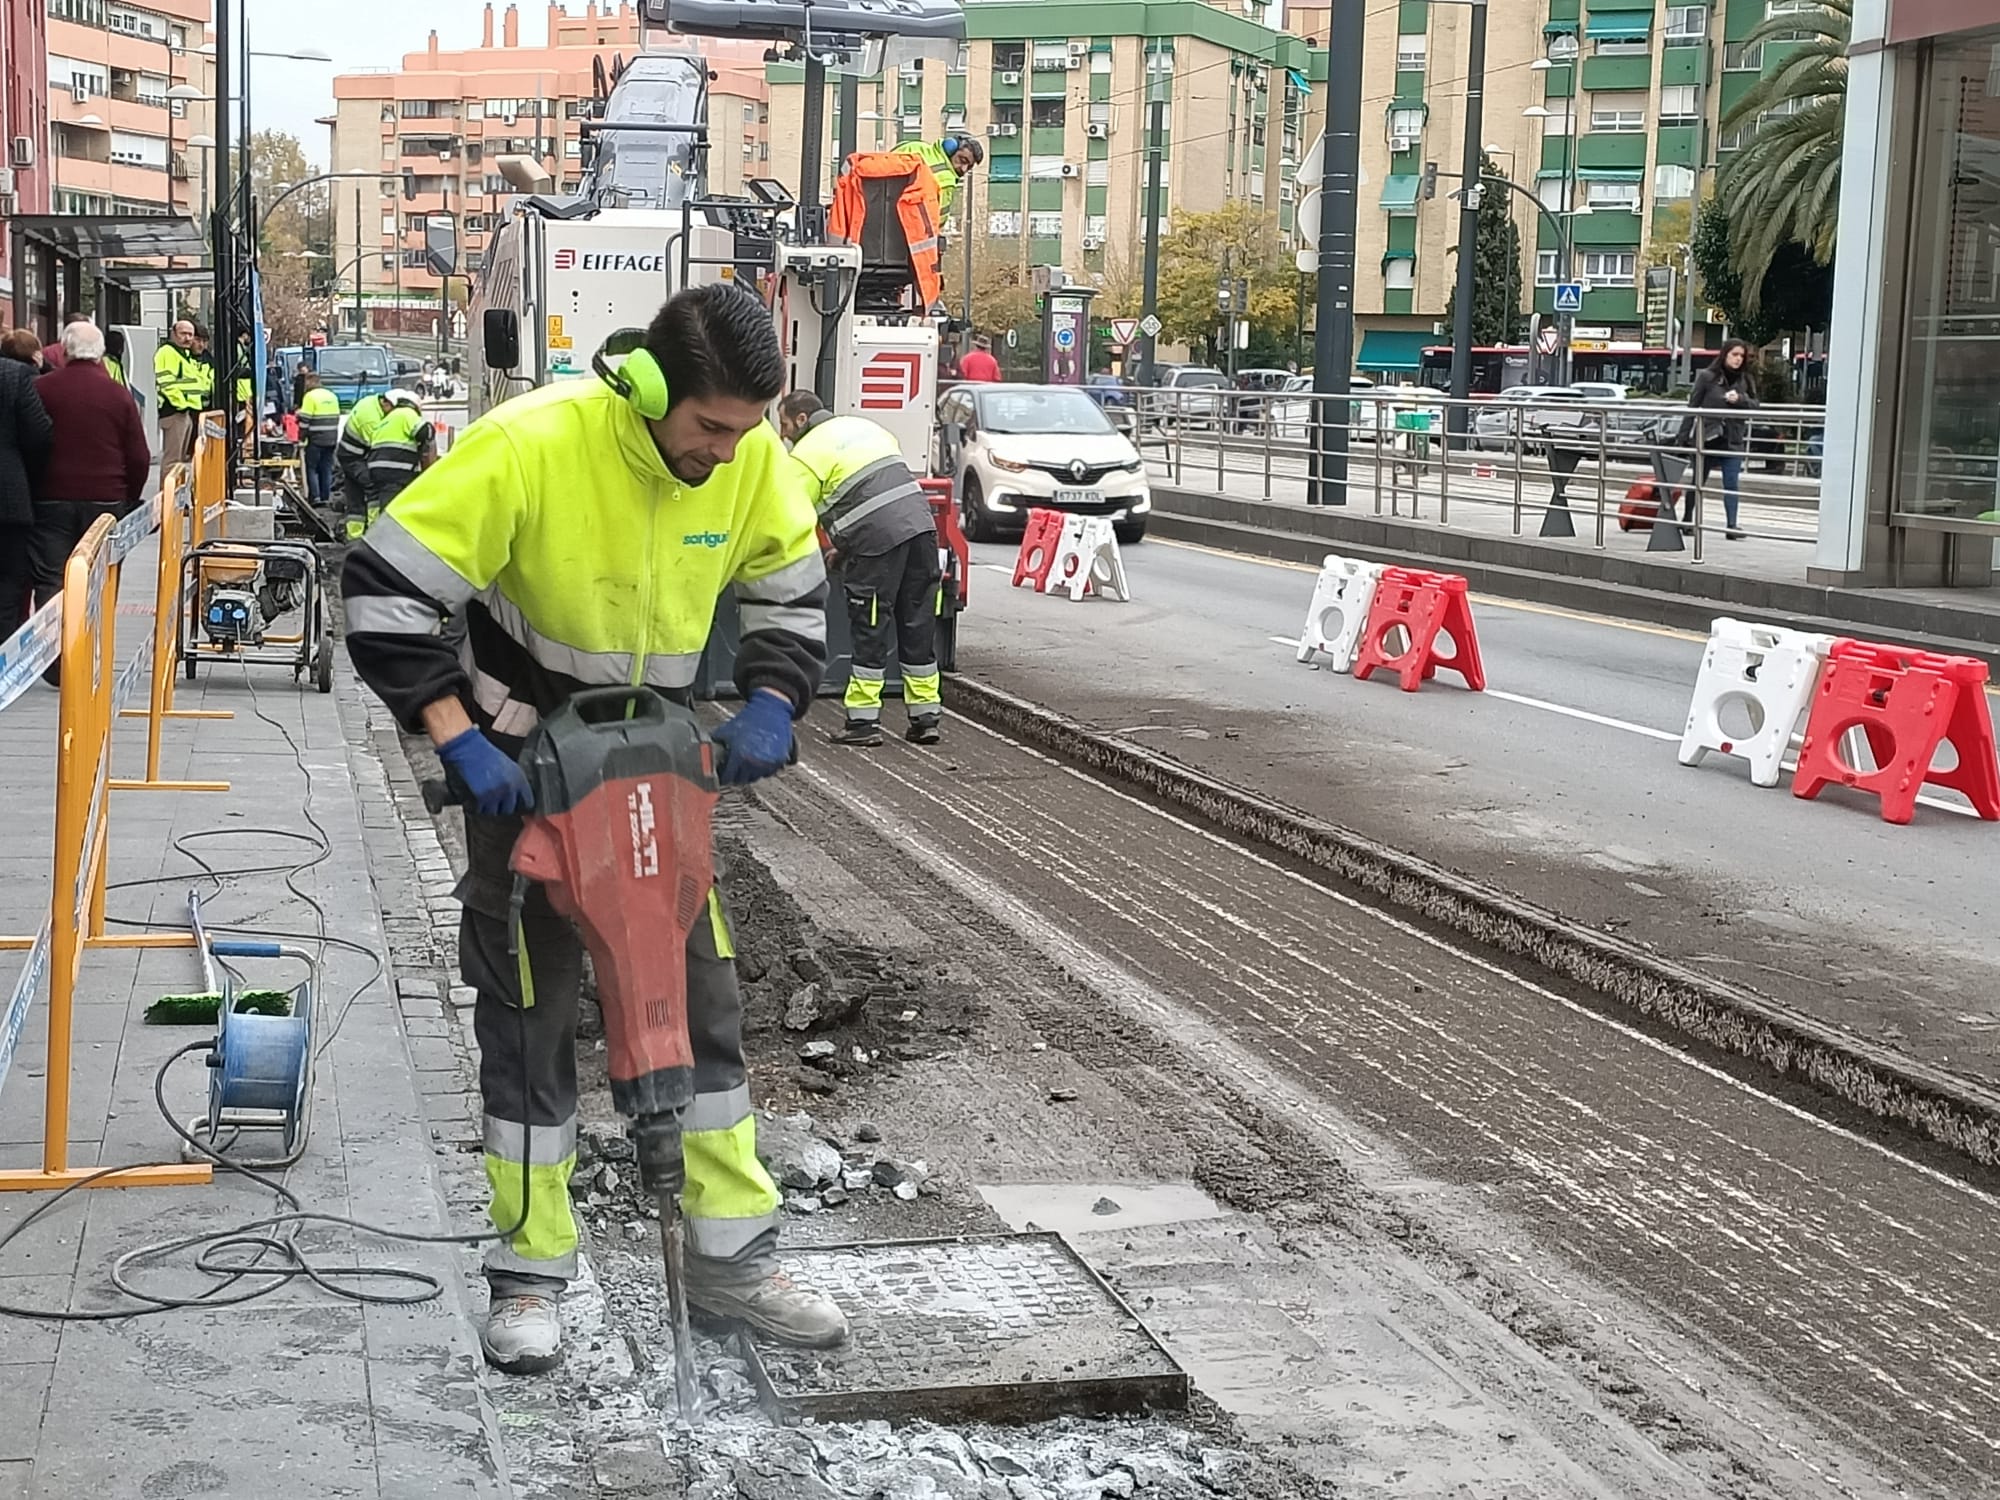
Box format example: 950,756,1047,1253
744,1233,1188,1425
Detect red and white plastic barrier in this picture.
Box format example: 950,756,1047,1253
1792,641,2000,824
1351,566,1486,693
1677,620,2000,825
1296,555,1385,673
1677,618,1834,788
1010,509,1130,603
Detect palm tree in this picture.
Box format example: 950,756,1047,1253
1716,0,1851,306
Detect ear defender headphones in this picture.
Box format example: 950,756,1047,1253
939,135,963,157
593,327,671,420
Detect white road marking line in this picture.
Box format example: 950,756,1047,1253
942,710,2000,1211
1484,688,1683,744
1271,636,1983,818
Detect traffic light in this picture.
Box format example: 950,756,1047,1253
1420,161,1439,201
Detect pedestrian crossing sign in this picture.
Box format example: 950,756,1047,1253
1553,282,1584,314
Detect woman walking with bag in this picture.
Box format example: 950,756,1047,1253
1679,339,1759,540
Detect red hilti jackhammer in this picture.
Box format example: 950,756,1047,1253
426,685,721,1427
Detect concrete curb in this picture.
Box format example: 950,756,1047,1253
1151,490,2000,670
943,673,2000,1172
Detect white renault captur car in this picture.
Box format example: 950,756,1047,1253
934,383,1151,544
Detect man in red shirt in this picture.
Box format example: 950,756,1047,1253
32,320,150,607
957,335,1001,383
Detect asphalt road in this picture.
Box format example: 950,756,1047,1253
790,713,2000,1497
953,537,2000,1089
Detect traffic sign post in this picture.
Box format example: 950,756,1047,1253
1553,282,1584,314
1139,313,1162,339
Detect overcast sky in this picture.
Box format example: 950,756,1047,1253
250,0,516,165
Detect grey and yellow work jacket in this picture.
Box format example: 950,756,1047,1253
337,393,390,476
342,379,828,747
364,404,434,500
298,387,342,447
788,412,935,559
153,343,209,414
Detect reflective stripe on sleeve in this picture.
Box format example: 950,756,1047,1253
738,602,826,641
343,594,442,635
736,550,826,602
365,513,479,609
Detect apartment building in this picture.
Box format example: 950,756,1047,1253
43,0,213,219
765,0,1326,285
1347,0,1783,369
327,1,768,331
1,0,52,292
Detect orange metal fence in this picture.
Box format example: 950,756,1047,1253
0,416,239,1192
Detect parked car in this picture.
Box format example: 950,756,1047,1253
1268,376,1379,440
1143,365,1229,428
1471,385,1589,451
935,383,1151,545
1229,368,1298,429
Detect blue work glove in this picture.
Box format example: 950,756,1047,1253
437,727,534,816
711,689,796,786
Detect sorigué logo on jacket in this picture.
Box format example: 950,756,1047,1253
682,530,730,549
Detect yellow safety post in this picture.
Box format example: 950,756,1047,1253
110,465,230,792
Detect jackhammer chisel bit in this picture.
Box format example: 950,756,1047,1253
634,1115,700,1430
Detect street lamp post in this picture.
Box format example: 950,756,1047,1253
1484,143,1519,342
1524,49,1579,385
1444,0,1489,447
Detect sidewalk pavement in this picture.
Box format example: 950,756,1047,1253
0,531,507,1499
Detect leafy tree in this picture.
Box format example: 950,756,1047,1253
233,129,336,279
1442,152,1524,345
1717,0,1849,304
965,244,1040,376
1690,195,1834,347
1155,201,1297,364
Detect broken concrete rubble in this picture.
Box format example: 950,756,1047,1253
681,1417,1290,1500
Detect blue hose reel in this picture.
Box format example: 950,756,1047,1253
203,940,315,1164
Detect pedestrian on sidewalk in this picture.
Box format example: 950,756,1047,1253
342,283,845,1377
39,310,91,371
958,335,1001,383
154,318,208,483
778,391,943,746
296,373,342,512
32,321,150,649
1680,339,1759,541
0,333,53,642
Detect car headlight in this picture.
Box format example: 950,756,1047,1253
1117,458,1143,473
988,453,1030,473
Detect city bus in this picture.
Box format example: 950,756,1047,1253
1417,345,1830,402
1416,345,1718,396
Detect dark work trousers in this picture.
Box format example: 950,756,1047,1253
839,533,943,726
338,450,370,520
457,810,779,1299
29,503,123,686
303,444,337,505
0,523,33,643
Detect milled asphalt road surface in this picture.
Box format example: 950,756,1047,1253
792,711,2000,1496
952,537,2000,1088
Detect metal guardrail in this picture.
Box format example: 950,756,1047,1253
1095,385,1831,563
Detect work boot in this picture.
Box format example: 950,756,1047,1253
830,719,884,748
905,716,942,746
481,1294,563,1375
687,1269,849,1349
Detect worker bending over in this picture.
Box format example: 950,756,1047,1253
337,387,393,526
891,135,982,218
357,390,436,536
343,284,841,1376
778,393,942,747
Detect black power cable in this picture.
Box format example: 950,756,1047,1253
0,660,538,1324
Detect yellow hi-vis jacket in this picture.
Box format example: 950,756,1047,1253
788,411,935,557
154,343,209,413
341,378,829,742
892,139,959,217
